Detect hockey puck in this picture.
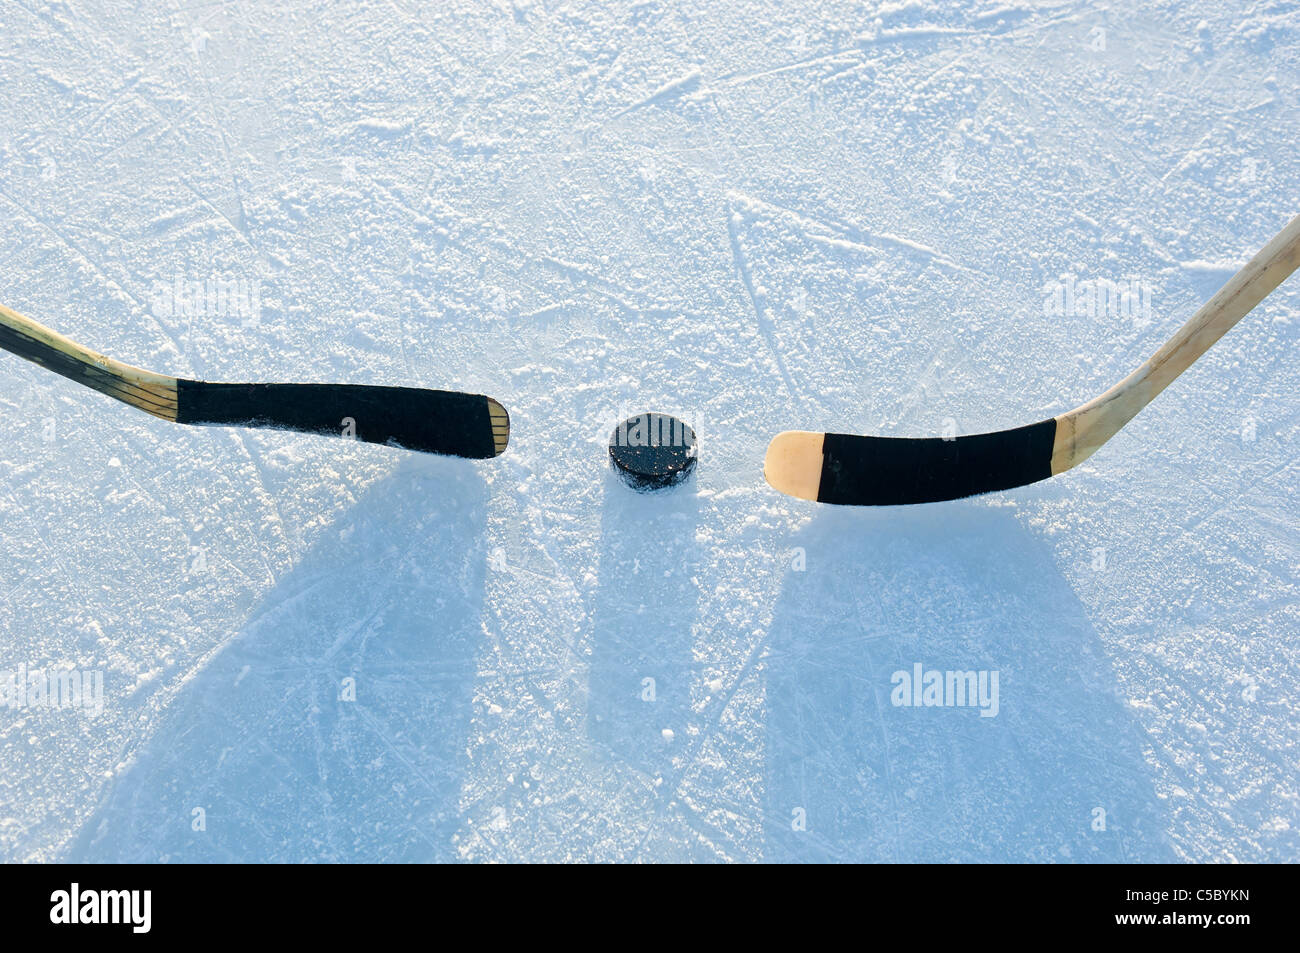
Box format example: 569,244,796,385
608,412,697,491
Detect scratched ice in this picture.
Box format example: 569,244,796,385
0,0,1295,862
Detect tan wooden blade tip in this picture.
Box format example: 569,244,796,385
487,397,510,456
763,431,824,501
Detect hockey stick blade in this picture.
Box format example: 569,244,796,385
766,214,1300,505
0,303,509,459
766,421,1057,506
176,381,508,458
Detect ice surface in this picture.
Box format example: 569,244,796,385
0,0,1296,862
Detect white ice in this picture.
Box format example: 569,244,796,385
0,0,1296,862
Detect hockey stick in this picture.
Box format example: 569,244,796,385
764,214,1300,505
0,303,509,459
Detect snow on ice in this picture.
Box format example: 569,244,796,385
0,0,1296,862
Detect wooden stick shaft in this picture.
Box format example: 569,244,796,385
1144,215,1300,398
1052,215,1300,473
0,303,179,418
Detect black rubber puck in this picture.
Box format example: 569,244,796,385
608,412,697,491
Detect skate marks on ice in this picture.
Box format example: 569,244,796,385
68,461,488,862
762,505,1172,862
